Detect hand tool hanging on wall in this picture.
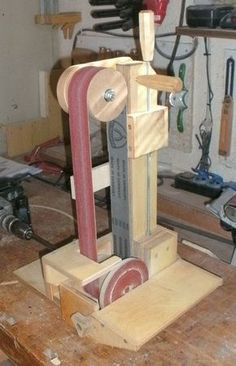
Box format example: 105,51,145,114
176,63,188,133
169,63,188,133
194,38,213,174
89,0,169,31
174,39,216,197
219,56,235,157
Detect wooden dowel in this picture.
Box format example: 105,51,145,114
136,74,183,92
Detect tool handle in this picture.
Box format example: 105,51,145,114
225,57,235,97
136,74,182,93
89,0,116,5
179,63,186,85
139,10,155,62
91,9,120,18
93,20,125,31
219,95,234,156
177,109,184,133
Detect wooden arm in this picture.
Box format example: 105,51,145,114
136,74,183,93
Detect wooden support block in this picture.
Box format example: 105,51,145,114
127,107,168,158
42,237,120,288
60,280,99,327
133,226,178,277
15,233,113,303
128,152,158,241
43,252,121,287
70,162,110,199
116,61,157,113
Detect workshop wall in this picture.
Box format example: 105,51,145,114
0,0,57,154
57,0,236,181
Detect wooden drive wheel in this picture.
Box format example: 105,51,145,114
99,257,149,308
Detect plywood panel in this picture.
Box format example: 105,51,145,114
90,258,222,350
14,260,46,295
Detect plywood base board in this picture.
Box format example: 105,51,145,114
14,250,222,351
87,258,222,351
14,259,46,295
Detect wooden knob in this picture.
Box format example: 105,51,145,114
139,10,155,62
88,68,127,122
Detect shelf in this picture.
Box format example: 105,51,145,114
176,26,236,40
35,12,81,39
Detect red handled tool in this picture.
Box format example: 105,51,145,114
90,0,169,31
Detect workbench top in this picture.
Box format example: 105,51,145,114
1,179,236,365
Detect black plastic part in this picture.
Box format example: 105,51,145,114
91,9,120,18
89,0,116,5
174,172,222,198
93,20,126,31
186,5,234,28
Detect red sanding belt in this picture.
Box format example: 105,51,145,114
68,66,104,263
67,65,149,304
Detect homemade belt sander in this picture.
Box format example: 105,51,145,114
16,11,222,351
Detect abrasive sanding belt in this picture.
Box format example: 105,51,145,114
68,66,104,264
65,64,149,305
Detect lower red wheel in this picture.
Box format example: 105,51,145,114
99,257,149,308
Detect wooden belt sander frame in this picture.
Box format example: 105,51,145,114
19,11,222,351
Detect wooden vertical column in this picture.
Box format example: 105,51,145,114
116,11,170,257
116,61,158,249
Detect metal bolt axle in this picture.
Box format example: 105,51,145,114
104,88,115,102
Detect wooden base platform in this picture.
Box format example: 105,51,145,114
15,244,222,351
88,258,222,350
1,179,236,365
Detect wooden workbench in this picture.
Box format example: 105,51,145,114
1,179,236,365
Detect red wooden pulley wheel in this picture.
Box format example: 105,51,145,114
99,257,149,308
